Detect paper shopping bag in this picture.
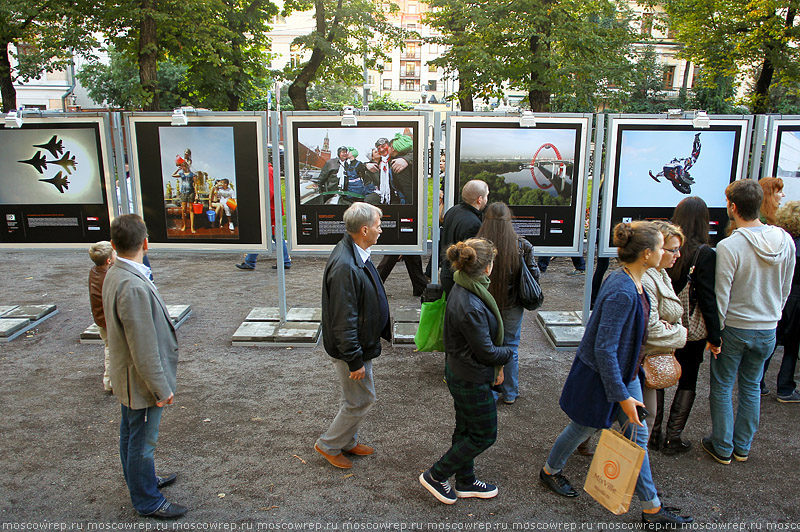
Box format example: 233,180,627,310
583,426,646,515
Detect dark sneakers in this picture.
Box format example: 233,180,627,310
419,469,457,504
539,468,578,497
642,506,694,527
235,263,255,270
454,479,498,499
701,437,732,465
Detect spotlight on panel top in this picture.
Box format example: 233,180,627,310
4,110,23,128
171,108,189,126
341,106,357,127
519,111,537,128
692,110,711,129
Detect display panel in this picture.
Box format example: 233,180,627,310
765,118,800,204
0,116,115,248
284,114,427,253
599,116,752,256
127,114,270,251
447,115,591,253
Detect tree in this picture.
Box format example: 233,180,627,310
183,0,278,111
662,0,800,113
424,0,508,111
423,0,636,112
281,0,407,110
76,44,189,109
0,0,99,112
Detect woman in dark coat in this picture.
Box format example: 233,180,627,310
539,221,693,526
663,196,721,454
419,238,513,505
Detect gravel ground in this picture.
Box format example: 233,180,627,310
0,250,798,527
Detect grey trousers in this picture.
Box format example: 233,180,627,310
316,359,376,455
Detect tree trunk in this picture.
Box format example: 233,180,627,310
752,56,773,114
0,42,17,113
227,91,239,111
459,94,473,111
528,35,550,112
138,0,159,111
288,0,341,111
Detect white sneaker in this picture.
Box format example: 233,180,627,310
229,222,234,231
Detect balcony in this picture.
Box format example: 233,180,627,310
400,53,421,60
399,71,420,79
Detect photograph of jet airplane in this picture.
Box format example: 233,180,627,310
16,135,77,193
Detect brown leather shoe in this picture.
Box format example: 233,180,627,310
314,443,353,469
344,443,374,456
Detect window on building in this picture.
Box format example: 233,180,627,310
290,44,302,68
408,4,417,14
428,63,437,72
368,75,374,84
383,79,392,90
406,42,418,58
427,80,437,91
384,60,392,71
641,13,654,36
402,80,416,91
663,65,676,89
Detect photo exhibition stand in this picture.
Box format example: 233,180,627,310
0,111,119,341
536,114,603,350
232,111,322,347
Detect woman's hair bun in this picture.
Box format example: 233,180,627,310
613,223,635,247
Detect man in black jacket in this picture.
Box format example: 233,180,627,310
440,180,489,293
315,202,391,469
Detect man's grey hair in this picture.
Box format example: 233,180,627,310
344,202,382,234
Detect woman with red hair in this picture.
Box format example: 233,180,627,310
759,177,785,225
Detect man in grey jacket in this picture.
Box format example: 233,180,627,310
703,180,795,465
104,214,186,519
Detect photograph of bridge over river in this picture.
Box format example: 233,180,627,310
457,127,577,207
449,116,590,252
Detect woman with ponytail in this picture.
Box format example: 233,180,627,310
419,238,513,505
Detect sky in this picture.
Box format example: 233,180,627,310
616,129,738,208
159,126,237,189
459,128,577,161
0,128,104,205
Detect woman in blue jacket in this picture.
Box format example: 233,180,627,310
419,238,513,505
539,221,693,526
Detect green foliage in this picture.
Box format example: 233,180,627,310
661,0,800,112
76,46,189,109
1,0,100,111
368,94,413,110
282,0,409,109
425,0,638,112
459,161,571,207
306,81,361,110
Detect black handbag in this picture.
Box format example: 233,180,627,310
518,241,544,311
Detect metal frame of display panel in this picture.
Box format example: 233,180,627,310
598,114,754,257
282,111,429,255
764,115,800,204
0,112,117,249
444,112,593,256
124,111,272,252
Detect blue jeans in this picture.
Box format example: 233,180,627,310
543,378,660,510
709,326,776,456
494,305,524,402
120,405,165,515
244,238,291,268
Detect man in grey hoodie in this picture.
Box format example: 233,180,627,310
703,179,796,465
